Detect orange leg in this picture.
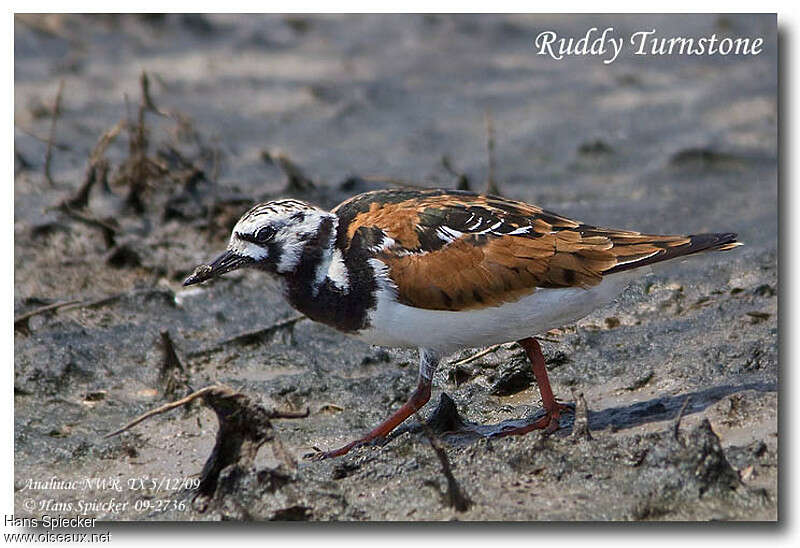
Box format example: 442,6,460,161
493,337,571,437
313,349,439,460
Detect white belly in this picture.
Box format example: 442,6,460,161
356,271,638,354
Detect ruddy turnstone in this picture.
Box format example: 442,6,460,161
184,188,741,459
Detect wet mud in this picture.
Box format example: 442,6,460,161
14,14,777,520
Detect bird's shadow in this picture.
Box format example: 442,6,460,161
391,381,776,445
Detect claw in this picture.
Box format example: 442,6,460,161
491,401,573,439
306,439,368,461
302,448,325,461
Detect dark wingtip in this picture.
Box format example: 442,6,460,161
605,231,742,275
704,232,742,251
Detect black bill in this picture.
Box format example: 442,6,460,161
183,250,252,286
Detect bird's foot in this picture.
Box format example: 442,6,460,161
303,438,374,461
491,401,573,438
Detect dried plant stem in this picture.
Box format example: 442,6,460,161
44,79,65,186
485,110,501,196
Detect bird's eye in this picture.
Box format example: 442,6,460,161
254,226,276,244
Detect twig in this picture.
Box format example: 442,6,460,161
55,204,118,247
672,396,691,441
450,344,502,367
123,73,151,213
415,411,472,512
56,288,174,314
570,389,592,441
65,160,106,211
218,314,306,346
450,342,516,367
274,153,315,192
441,155,471,191
140,71,160,113
154,145,206,190
105,386,219,438
160,330,188,399
106,385,310,438
14,299,81,332
160,330,185,372
44,79,65,186
189,315,306,356
270,408,310,419
140,71,185,121
105,384,309,498
60,119,125,210
91,120,126,162
450,335,560,368
484,110,501,196
15,290,155,333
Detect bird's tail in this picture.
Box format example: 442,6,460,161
603,232,741,275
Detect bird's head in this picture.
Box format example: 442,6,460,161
183,199,335,287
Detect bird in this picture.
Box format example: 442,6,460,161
183,188,741,459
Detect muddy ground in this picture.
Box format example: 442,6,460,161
14,14,777,521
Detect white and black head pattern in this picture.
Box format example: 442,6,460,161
184,199,338,289
228,199,333,274
184,196,385,333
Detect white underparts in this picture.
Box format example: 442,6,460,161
356,269,640,354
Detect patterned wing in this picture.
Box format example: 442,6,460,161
333,189,738,311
